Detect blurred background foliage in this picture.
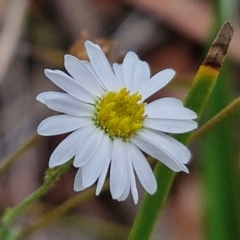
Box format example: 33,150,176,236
0,0,240,239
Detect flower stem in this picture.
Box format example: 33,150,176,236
189,96,240,144
15,181,109,240
2,161,71,226
0,133,41,176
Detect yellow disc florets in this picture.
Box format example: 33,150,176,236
94,88,146,140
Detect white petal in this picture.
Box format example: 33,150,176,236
128,142,157,194
113,63,124,89
129,166,138,205
36,91,65,104
117,141,137,203
85,41,116,91
44,69,96,103
145,118,198,133
122,52,139,88
110,138,127,199
64,54,105,97
38,115,91,136
42,93,94,117
146,97,197,120
124,143,138,204
139,69,175,101
132,130,189,172
131,60,151,93
96,140,113,195
133,135,185,172
117,179,130,202
81,134,111,188
81,60,109,91
49,128,84,168
37,92,95,117
81,60,99,79
73,168,85,191
140,129,190,165
96,157,111,195
73,127,104,167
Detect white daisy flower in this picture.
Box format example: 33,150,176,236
37,40,197,204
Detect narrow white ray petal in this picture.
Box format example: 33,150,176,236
73,127,104,167
117,179,130,202
96,157,111,195
110,138,127,199
116,142,136,202
139,129,191,165
122,52,139,88
37,91,95,117
145,97,197,120
139,69,175,101
131,61,150,93
73,168,85,191
85,41,116,91
38,115,91,136
82,134,110,188
44,69,96,103
124,143,138,204
149,97,183,106
128,142,157,194
96,141,113,195
80,60,108,91
64,54,105,96
145,118,198,133
113,63,124,89
129,168,138,205
37,92,95,117
132,132,189,173
81,60,99,78
148,129,191,164
112,63,123,81
49,128,84,168
44,94,95,117
36,91,65,104
133,135,187,172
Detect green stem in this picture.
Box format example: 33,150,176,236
0,133,41,176
15,181,109,240
189,96,240,144
2,161,71,226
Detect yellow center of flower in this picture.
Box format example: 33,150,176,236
94,88,146,140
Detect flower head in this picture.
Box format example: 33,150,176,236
37,40,197,204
